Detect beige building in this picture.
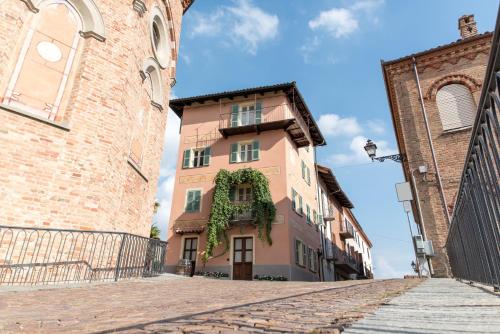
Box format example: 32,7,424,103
382,15,492,277
0,0,193,236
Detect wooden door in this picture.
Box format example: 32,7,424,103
183,237,198,276
233,237,253,280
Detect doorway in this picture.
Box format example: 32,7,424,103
233,237,253,280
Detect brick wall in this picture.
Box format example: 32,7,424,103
383,33,492,277
0,0,185,237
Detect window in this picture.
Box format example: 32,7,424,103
295,239,306,267
301,161,311,185
313,210,317,224
436,84,476,131
231,184,253,220
230,141,259,163
182,147,211,168
306,205,311,223
230,102,262,127
185,190,201,213
291,188,297,211
149,7,170,68
298,195,303,215
183,238,198,261
308,247,317,272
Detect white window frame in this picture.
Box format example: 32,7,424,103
185,188,202,213
237,140,253,163
179,235,199,261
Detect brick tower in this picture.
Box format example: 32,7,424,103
0,0,193,236
382,16,492,277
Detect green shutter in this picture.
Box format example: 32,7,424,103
203,147,211,166
252,140,260,160
231,105,239,127
186,190,194,212
301,161,305,179
307,167,311,185
306,205,311,223
291,188,296,210
299,195,303,215
230,143,238,163
193,190,201,211
255,102,262,124
182,149,191,168
229,187,236,201
295,240,300,264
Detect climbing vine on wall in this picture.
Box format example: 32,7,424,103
203,168,276,262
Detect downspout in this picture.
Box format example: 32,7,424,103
314,146,326,282
412,58,452,227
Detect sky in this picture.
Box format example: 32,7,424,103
153,0,498,278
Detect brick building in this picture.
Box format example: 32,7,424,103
0,0,193,236
382,15,492,277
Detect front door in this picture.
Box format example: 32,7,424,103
183,237,197,276
233,237,253,280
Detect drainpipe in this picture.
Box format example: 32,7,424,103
314,146,326,282
412,58,452,227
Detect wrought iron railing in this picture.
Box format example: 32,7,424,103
0,225,167,285
446,13,500,290
331,243,362,273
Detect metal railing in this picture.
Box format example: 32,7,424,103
331,243,362,273
0,225,167,286
446,13,500,290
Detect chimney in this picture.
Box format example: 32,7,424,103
458,15,478,39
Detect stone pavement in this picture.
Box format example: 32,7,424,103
344,278,500,334
0,276,421,333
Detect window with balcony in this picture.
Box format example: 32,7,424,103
185,189,202,213
230,184,254,221
230,140,259,163
231,102,262,127
182,147,211,168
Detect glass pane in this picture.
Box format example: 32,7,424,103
245,238,252,250
235,238,242,250
183,251,190,260
245,251,252,262
240,148,246,162
190,251,196,261
239,188,244,201
234,250,242,262
191,238,197,249
185,239,191,249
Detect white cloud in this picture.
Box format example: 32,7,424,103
367,119,386,135
330,135,397,166
375,256,408,279
308,0,384,39
300,36,321,63
188,0,279,55
309,8,358,38
318,113,362,137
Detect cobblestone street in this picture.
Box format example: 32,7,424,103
0,276,421,333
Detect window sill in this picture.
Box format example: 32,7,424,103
127,158,148,182
0,103,70,131
442,126,472,134
182,165,208,169
230,160,258,164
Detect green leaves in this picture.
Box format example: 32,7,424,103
202,168,276,262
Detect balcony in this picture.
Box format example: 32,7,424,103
339,221,354,239
332,244,362,274
218,103,310,148
323,207,336,221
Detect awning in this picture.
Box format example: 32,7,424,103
173,220,206,234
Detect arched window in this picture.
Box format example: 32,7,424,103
436,84,476,131
4,1,82,120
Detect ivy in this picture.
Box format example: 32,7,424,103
203,168,276,262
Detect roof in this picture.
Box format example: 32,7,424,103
169,82,326,146
316,164,353,209
381,31,492,66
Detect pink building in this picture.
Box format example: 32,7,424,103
166,82,327,281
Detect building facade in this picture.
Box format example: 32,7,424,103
0,0,192,236
382,15,492,277
166,82,329,281
317,165,373,281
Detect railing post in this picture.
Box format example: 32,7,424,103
114,233,127,282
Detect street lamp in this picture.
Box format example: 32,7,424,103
364,139,404,163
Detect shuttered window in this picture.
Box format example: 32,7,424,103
229,140,260,163
185,189,201,212
436,84,476,131
182,147,211,168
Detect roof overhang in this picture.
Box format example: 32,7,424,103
316,164,353,209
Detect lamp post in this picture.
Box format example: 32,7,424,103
364,139,404,163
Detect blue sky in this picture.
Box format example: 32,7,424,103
153,0,498,278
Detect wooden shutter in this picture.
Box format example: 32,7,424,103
193,190,201,211
301,161,305,180
255,102,262,124
295,240,300,264
231,105,239,127
203,147,211,166
298,195,303,214
186,190,194,212
306,167,311,185
230,143,238,163
182,149,191,168
252,140,260,160
291,188,296,210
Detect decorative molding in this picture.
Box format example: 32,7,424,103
132,0,147,16
141,57,164,110
178,166,281,185
79,31,106,42
425,74,482,101
0,103,70,131
20,0,39,13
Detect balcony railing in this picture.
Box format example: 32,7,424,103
339,221,354,239
0,225,167,286
218,103,311,147
331,243,362,274
323,207,336,221
446,15,500,290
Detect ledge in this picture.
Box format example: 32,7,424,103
127,159,148,182
0,103,70,131
442,126,473,135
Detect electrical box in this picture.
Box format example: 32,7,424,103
424,240,435,257
413,235,425,255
